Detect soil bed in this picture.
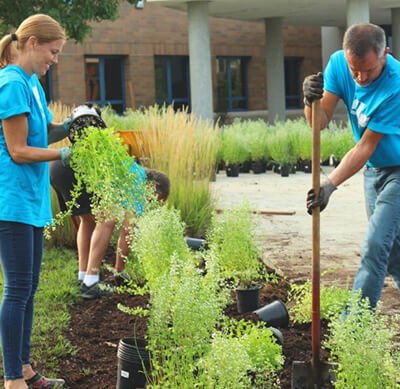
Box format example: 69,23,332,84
54,264,330,389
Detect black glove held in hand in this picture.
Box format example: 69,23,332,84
303,72,323,107
306,178,337,215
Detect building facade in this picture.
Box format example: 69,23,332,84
48,2,322,116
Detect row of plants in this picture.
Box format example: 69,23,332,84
218,118,355,176
119,203,284,388
120,200,400,388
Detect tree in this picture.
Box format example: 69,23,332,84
0,0,141,42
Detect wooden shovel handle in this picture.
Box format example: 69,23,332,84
311,100,321,371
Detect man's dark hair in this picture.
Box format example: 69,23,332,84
145,168,170,201
343,23,386,58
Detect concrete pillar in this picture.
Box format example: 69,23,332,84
187,1,213,122
265,17,285,122
321,27,343,70
392,8,400,60
346,0,370,26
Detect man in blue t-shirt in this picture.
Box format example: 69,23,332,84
303,23,400,309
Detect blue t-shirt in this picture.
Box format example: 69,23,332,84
324,50,400,167
127,160,147,216
0,66,53,227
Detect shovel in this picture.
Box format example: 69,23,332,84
291,100,335,389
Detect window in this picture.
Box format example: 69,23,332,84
216,57,248,112
154,56,190,111
84,56,126,114
284,57,303,109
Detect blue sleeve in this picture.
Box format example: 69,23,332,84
0,81,30,119
367,93,400,135
324,51,346,99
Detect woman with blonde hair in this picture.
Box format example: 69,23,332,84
0,14,71,389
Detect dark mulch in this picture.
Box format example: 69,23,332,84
56,265,332,389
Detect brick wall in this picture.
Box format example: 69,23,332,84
56,2,322,111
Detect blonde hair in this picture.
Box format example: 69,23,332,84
0,14,66,68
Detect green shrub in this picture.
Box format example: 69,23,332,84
288,280,351,323
324,295,400,389
133,206,191,291
207,204,261,288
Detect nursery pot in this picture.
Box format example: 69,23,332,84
280,164,290,177
185,237,208,251
116,338,150,389
68,103,107,143
235,285,261,313
226,164,240,177
254,299,289,328
251,160,265,174
269,326,284,346
239,160,252,173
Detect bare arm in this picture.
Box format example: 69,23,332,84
48,122,68,145
3,114,63,163
328,129,383,186
304,91,340,129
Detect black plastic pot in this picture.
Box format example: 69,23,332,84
251,160,265,174
280,164,290,177
269,326,284,346
254,299,289,328
236,285,261,313
185,237,208,251
239,160,252,173
116,338,150,389
226,164,240,177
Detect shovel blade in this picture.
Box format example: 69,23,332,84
291,360,335,389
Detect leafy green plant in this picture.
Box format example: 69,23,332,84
324,295,400,389
245,120,271,162
133,205,192,291
268,127,293,166
199,319,283,388
48,127,148,236
288,280,351,323
220,123,249,165
207,204,262,288
147,254,227,388
198,334,252,389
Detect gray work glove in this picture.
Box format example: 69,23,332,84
303,72,324,107
60,147,72,167
306,178,337,215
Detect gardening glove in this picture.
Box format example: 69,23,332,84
62,116,72,136
60,147,72,167
303,72,323,107
306,178,337,215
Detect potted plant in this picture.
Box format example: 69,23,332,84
268,127,294,177
207,204,262,313
246,120,270,174
220,124,249,177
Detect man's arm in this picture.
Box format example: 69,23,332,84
329,129,383,186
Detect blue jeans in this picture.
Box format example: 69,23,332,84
352,167,400,308
0,221,43,380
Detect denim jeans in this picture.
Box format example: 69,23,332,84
0,221,43,380
352,167,400,308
